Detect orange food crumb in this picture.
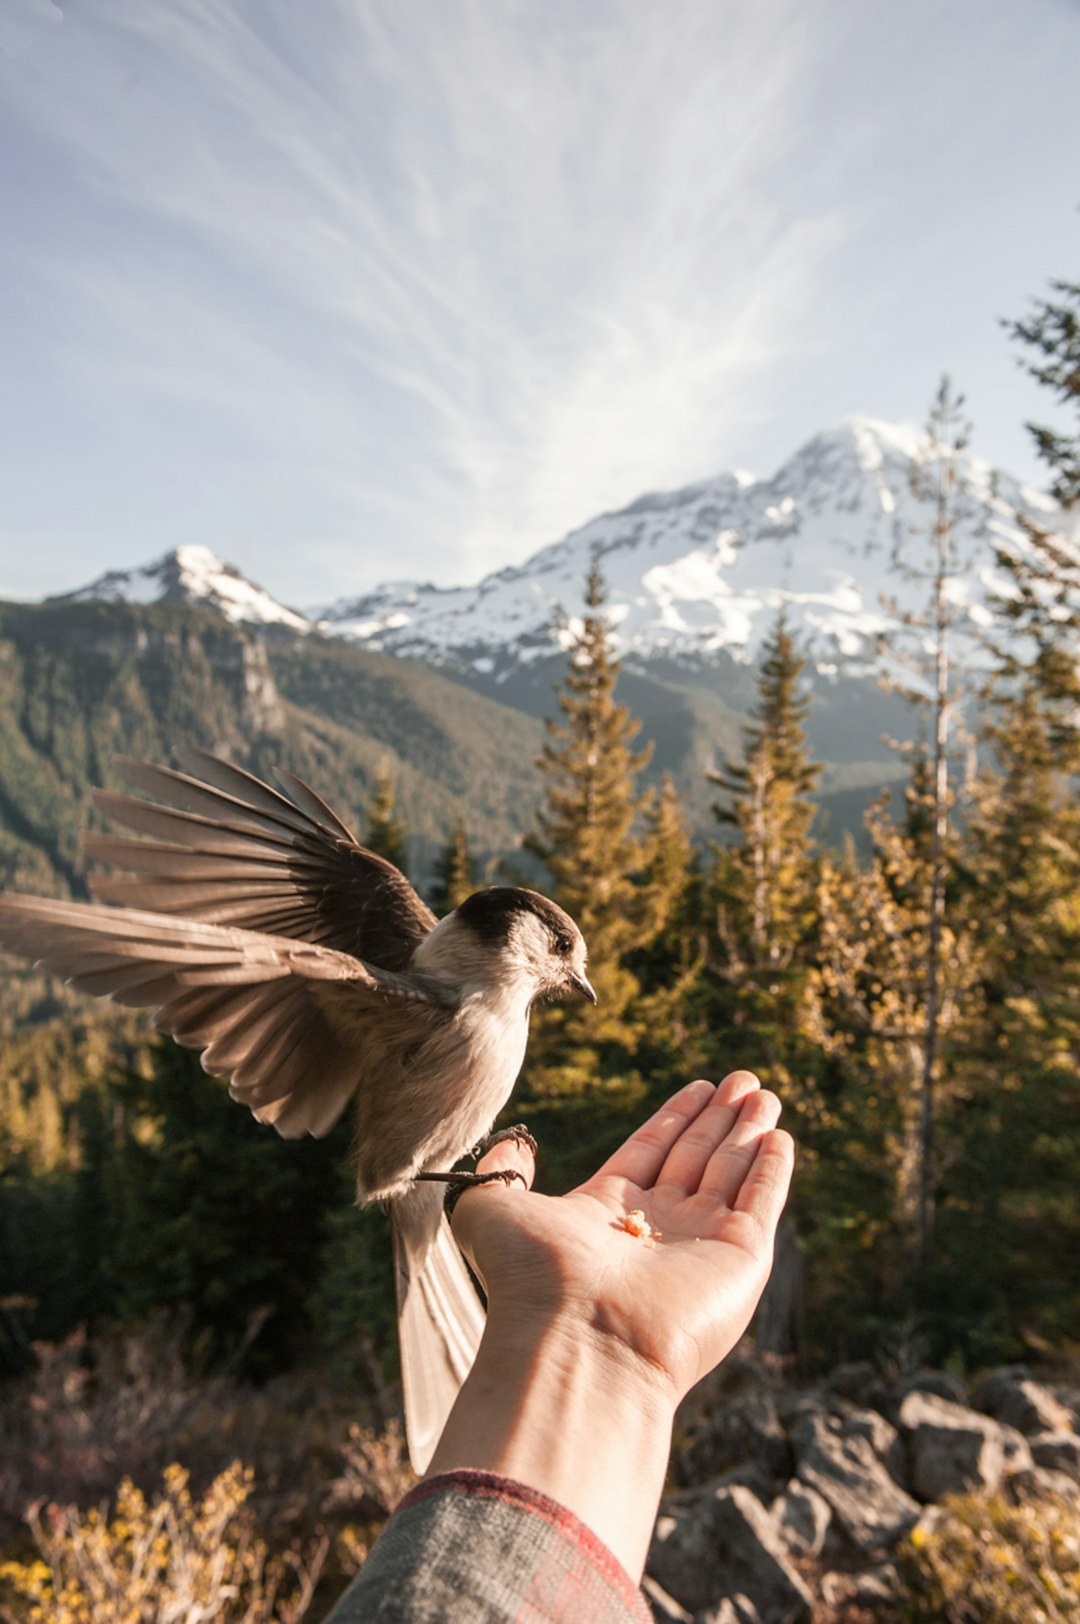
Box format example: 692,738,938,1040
621,1209,659,1241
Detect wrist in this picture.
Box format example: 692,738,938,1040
428,1303,677,1579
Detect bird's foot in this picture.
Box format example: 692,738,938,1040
470,1123,538,1160
415,1164,528,1219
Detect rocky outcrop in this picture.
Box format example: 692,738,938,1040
649,1485,812,1623
651,1362,1079,1623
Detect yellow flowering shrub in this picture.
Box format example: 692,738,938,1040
0,1462,327,1624
899,1490,1080,1623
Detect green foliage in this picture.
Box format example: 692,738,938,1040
899,1493,1080,1622
524,561,662,1065
363,767,408,873
1006,273,1080,508
427,818,476,914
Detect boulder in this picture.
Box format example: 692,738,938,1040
1028,1431,1080,1483
642,1575,693,1622
889,1369,969,1410
976,1369,1076,1436
790,1407,920,1552
699,1601,762,1624
678,1386,793,1490
647,1484,812,1624
770,1478,832,1557
898,1391,1010,1500
1006,1464,1080,1504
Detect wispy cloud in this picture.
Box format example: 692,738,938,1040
2,0,1077,604
0,0,839,597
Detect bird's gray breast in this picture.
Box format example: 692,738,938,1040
349,990,531,1203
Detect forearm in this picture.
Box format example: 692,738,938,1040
427,1307,676,1580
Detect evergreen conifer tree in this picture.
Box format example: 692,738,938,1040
364,766,408,873
708,610,822,984
1005,272,1080,507
523,560,672,1077
429,818,476,915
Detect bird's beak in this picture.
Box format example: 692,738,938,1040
565,970,597,1005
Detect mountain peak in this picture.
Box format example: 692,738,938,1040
54,546,312,634
315,417,1055,675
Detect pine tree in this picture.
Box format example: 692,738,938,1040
524,560,654,1054
429,818,476,915
708,611,822,984
1005,272,1080,508
878,376,981,1256
364,766,408,873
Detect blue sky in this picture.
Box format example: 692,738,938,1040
1,0,1078,609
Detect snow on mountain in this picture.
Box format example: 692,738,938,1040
54,544,313,634
315,417,1061,676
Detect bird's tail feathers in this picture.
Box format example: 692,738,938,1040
391,1181,486,1473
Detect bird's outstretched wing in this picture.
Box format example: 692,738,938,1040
85,747,436,969
0,893,455,1139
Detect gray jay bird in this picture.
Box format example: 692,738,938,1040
0,748,595,1469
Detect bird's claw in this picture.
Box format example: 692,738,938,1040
470,1123,538,1160
443,1166,528,1220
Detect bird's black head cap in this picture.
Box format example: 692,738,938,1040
454,886,579,949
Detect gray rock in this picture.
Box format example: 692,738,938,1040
647,1484,812,1624
642,1575,694,1622
790,1407,920,1551
823,1361,878,1405
976,1369,1076,1436
890,1369,969,1409
1006,1464,1080,1504
679,1387,793,1490
829,1399,908,1484
898,1391,1008,1500
1028,1431,1080,1483
851,1561,901,1605
770,1478,832,1557
1000,1427,1035,1475
696,1600,761,1624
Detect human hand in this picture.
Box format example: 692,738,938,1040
430,1072,794,1578
451,1072,794,1409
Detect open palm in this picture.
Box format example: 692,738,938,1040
452,1072,794,1406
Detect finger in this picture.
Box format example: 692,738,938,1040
473,1133,537,1190
588,1078,717,1191
734,1128,795,1249
653,1070,761,1195
699,1089,783,1206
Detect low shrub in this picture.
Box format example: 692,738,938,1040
899,1490,1080,1623
0,1462,328,1624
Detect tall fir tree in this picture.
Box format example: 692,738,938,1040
878,376,980,1256
708,610,822,993
429,818,476,915
364,765,408,873
523,560,674,1078
1005,271,1080,508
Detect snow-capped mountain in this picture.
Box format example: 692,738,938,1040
53,543,313,634
316,417,1061,676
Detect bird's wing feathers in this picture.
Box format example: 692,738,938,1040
85,748,437,968
0,892,455,1139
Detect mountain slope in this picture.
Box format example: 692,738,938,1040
0,598,545,900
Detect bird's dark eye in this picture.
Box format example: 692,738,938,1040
553,932,572,955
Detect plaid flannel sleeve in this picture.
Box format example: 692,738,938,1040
324,1468,654,1624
